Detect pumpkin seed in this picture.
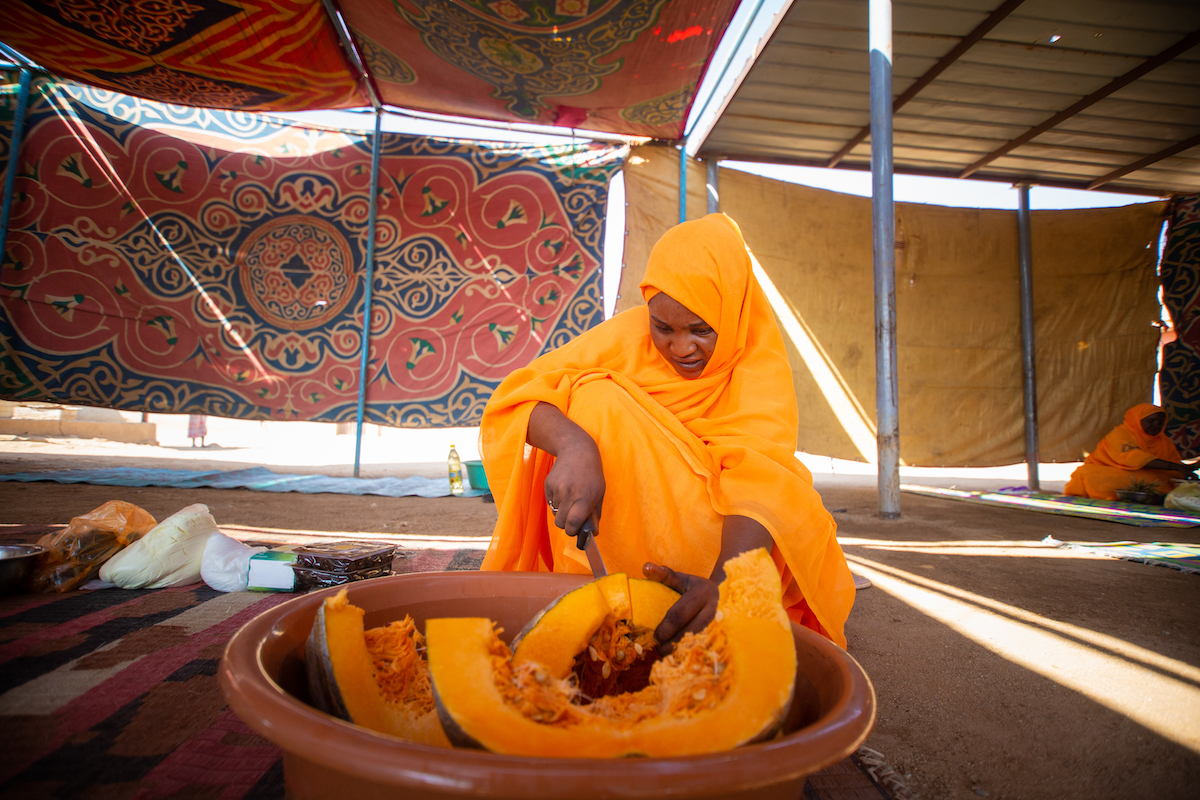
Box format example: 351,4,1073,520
693,689,706,701
602,661,612,679
588,645,600,661
714,610,724,622
534,669,547,684
615,649,626,662
633,643,644,655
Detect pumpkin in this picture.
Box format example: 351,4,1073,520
426,548,796,757
305,587,450,747
509,572,680,695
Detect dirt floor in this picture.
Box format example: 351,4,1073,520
1,420,1198,800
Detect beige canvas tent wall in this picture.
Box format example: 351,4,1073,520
618,144,1165,467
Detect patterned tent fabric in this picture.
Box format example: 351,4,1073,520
0,0,367,112
0,75,626,426
337,0,742,139
1161,193,1200,458
0,0,742,139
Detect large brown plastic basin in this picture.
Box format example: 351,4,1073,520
219,572,875,800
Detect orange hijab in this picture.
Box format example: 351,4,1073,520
479,214,854,646
1088,403,1180,467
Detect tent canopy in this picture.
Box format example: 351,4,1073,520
4,0,1196,194
695,0,1200,196
0,0,742,141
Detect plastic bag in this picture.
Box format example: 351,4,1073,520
29,501,158,592
1165,482,1200,512
200,531,265,592
100,503,217,589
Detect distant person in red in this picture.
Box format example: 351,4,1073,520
1064,403,1196,500
188,414,207,448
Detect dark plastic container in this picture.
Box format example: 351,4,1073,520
291,564,392,591
290,541,396,573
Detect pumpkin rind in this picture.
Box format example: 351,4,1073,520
304,589,450,747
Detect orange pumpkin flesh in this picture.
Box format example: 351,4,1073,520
511,573,679,692
426,548,796,757
305,588,450,747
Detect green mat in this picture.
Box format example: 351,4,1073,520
1042,537,1200,575
901,485,1200,528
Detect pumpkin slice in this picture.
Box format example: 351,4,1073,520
510,579,614,679
628,578,680,629
426,548,796,757
511,573,680,689
305,588,450,747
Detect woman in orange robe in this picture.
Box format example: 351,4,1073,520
480,213,855,649
1064,403,1196,500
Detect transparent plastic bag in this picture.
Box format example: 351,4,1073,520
29,500,157,592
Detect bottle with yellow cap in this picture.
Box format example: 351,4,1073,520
447,445,464,495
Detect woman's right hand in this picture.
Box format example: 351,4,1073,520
527,402,605,540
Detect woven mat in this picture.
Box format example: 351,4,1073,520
0,466,489,498
902,484,1200,528
1043,536,1200,575
0,525,891,799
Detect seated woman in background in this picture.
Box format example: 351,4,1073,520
1064,403,1196,500
478,213,855,650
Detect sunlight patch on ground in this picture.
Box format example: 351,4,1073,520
839,537,1104,559
848,554,1200,752
221,525,491,548
748,251,879,463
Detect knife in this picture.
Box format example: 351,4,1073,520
575,517,607,577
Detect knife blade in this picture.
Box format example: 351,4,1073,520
575,518,607,577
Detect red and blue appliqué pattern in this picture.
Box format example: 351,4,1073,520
340,0,742,139
1161,193,1200,458
0,77,626,426
0,0,741,139
0,0,366,111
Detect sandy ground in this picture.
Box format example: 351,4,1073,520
1,414,1198,799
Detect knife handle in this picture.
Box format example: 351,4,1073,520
575,518,596,551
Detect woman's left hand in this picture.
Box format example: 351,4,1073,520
642,563,718,655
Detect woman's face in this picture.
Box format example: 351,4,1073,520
648,292,717,379
1141,412,1167,436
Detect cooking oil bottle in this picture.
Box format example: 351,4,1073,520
447,445,464,495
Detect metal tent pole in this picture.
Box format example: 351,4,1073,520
352,108,383,478
870,0,900,518
679,144,687,223
706,158,720,214
0,68,33,275
1016,183,1040,491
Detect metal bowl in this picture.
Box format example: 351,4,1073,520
1114,490,1165,506
0,544,43,594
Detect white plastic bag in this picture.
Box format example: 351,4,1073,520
201,531,265,592
1165,482,1200,512
99,503,218,588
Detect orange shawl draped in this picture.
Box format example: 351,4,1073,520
479,213,855,648
1065,403,1184,499
1085,404,1181,470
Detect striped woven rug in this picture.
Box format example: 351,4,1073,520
0,525,895,800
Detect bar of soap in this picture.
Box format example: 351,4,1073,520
247,549,299,591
